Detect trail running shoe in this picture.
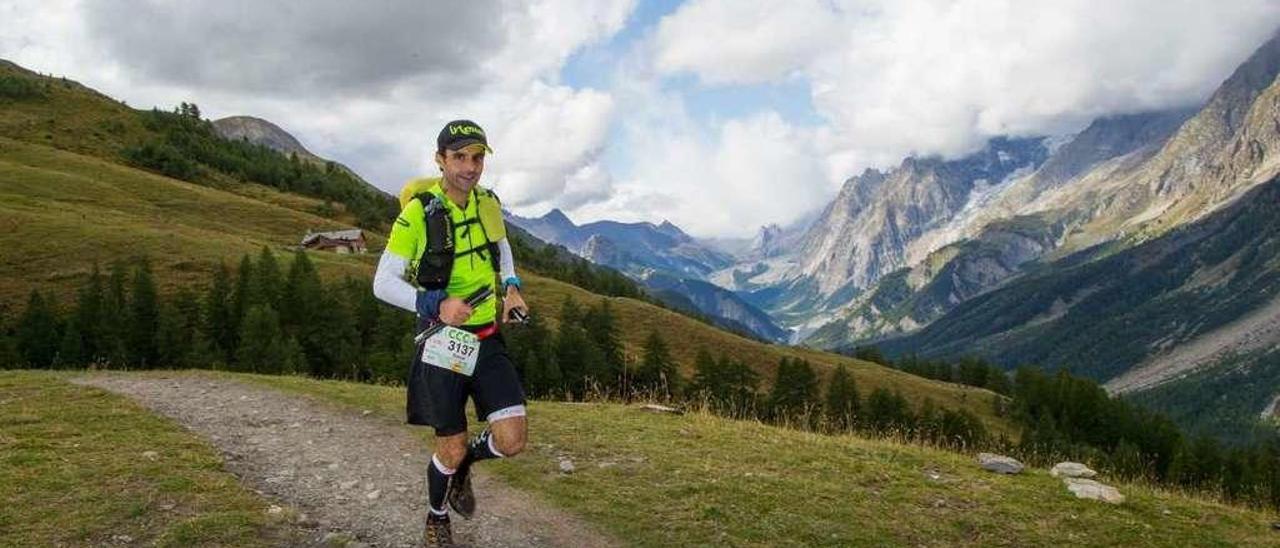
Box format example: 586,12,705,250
424,512,453,547
447,468,477,519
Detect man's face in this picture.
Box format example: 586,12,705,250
436,144,486,194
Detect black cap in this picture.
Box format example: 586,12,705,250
437,119,493,153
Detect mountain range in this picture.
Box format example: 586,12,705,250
507,209,792,342
497,30,1280,439
704,30,1280,439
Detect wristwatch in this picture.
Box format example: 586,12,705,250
503,276,522,291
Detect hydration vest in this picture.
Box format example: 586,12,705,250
411,185,507,290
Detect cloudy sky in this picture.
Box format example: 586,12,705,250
3,1,1278,238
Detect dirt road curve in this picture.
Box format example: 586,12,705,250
75,374,617,548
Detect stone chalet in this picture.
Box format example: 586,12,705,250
301,229,366,254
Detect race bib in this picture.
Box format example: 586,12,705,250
421,326,481,376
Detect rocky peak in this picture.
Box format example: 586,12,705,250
1206,29,1280,133
791,136,1050,297
749,223,785,259
213,116,312,158
212,115,387,197
540,208,576,229
1034,108,1196,187
1081,29,1280,236
656,220,686,239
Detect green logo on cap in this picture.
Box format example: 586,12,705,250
449,124,485,137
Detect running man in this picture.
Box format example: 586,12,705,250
372,119,529,547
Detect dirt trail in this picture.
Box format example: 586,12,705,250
74,373,617,548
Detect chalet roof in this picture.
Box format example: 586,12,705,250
301,229,364,246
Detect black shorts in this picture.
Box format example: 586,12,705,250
406,328,526,437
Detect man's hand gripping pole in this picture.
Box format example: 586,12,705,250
414,286,493,345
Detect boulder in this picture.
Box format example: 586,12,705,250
1050,462,1098,479
977,453,1024,474
638,403,684,415
1064,478,1125,504
558,458,576,474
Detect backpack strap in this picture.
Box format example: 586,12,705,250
415,193,454,290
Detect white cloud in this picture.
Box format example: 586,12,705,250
0,0,634,203
487,0,636,88
653,0,840,85
571,82,832,237
483,82,616,209
656,0,1280,177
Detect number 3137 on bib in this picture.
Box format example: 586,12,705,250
422,326,481,376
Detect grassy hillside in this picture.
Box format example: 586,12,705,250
0,371,301,546
0,60,151,160
0,136,378,310
239,371,1280,547
524,275,1012,437
0,59,391,226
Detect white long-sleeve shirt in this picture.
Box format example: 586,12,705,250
372,237,515,313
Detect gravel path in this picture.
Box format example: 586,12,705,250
74,373,618,548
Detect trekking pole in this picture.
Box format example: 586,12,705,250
414,286,493,345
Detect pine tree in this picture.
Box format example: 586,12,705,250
281,336,306,375
236,304,285,373
1109,439,1148,481
635,330,680,400
17,290,60,368
583,301,624,389
768,357,819,424
365,304,412,383
154,302,181,368
825,364,861,432
724,357,760,418
985,365,1013,395
688,348,722,402
345,277,381,351
1171,435,1224,491
282,251,324,370
185,328,216,370
865,387,913,436
937,408,987,449
505,313,559,398
155,289,202,370
915,399,940,442
0,330,21,369
127,259,159,368
315,292,361,379
554,313,606,399
171,289,203,368
99,262,130,367
205,262,235,364
55,318,84,368
551,297,594,398
75,265,104,362
229,254,257,357
256,246,283,311
558,296,583,326
696,355,760,418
